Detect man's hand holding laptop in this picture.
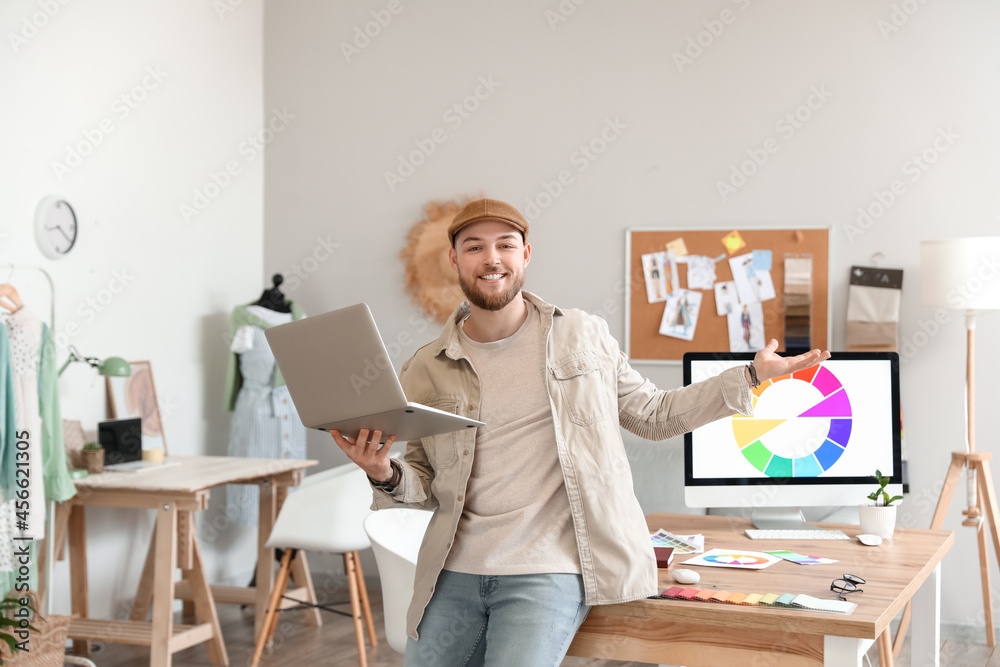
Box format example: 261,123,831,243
330,428,397,483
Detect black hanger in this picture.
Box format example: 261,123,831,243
255,274,291,313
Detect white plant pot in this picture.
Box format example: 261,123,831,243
858,504,897,539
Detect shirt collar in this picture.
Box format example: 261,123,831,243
434,291,561,361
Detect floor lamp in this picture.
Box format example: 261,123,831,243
894,237,1000,655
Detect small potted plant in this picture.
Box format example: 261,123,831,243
859,469,903,539
81,442,104,475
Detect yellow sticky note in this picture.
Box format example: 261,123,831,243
722,230,746,255
666,237,688,257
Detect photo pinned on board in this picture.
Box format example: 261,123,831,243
714,281,739,316
727,302,765,352
685,255,717,290
729,253,776,305
659,289,702,341
641,250,678,303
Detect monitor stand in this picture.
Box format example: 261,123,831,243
750,508,815,530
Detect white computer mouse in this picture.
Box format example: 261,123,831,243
857,533,883,546
672,568,700,584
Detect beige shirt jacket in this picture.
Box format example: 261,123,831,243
371,291,754,639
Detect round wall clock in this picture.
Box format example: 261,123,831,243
34,196,78,259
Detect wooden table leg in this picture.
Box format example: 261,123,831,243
68,502,90,658
54,500,71,562
151,502,178,667
878,630,893,667
255,480,277,642
178,511,196,620
38,501,70,603
892,604,910,659
131,518,157,622
187,526,228,665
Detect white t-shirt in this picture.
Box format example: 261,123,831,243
444,301,581,575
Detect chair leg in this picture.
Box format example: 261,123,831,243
345,552,369,667
264,552,295,642
250,548,295,667
352,551,378,647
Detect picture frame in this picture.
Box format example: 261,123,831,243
105,360,168,455
62,418,86,470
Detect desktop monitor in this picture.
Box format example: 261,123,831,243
683,351,903,530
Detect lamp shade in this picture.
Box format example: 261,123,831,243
97,357,131,377
920,237,1000,310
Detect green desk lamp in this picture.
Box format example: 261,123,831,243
58,344,131,377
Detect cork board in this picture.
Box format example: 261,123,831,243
625,227,830,362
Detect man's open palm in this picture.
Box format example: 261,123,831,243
753,339,831,383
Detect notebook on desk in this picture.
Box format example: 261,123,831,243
104,459,181,473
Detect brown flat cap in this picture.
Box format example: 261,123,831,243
448,198,529,245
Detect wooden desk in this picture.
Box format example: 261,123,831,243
48,455,318,667
567,513,953,667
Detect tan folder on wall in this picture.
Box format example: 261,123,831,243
846,266,903,352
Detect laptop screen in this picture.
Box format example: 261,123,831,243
98,418,143,465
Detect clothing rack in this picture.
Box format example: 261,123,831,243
3,264,58,616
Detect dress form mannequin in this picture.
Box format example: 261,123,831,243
224,277,305,527
255,274,291,314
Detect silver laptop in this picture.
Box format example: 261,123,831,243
264,303,484,442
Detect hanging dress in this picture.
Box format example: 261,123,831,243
3,307,45,540
0,325,17,578
224,303,306,526
0,307,75,594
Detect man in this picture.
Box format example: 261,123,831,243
331,198,829,666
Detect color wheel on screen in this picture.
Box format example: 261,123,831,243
732,365,852,477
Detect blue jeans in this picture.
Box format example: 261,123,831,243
403,570,590,667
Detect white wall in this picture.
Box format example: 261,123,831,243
265,0,1000,634
1,0,265,617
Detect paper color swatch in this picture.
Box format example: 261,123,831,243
682,548,780,570
654,588,857,614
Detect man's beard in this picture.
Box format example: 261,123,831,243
457,269,525,311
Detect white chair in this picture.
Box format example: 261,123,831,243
298,460,356,487
299,453,401,488
251,466,378,667
363,508,433,654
